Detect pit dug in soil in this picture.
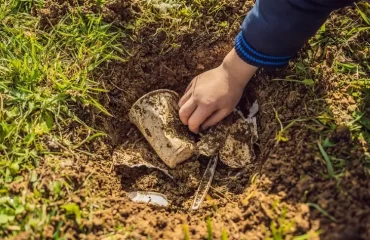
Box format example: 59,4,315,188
97,42,369,239
113,89,260,209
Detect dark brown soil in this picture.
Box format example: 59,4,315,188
29,1,370,239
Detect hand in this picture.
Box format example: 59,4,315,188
178,48,258,133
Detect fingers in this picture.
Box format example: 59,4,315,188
178,90,192,108
184,80,193,94
187,106,214,134
179,99,197,125
179,77,196,107
201,109,230,130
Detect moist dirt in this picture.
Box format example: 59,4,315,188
28,1,370,239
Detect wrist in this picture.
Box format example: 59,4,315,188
221,48,258,87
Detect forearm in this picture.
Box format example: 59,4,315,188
222,49,258,88
235,0,358,68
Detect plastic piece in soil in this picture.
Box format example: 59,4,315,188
112,147,173,179
191,155,218,210
127,191,169,207
247,100,259,119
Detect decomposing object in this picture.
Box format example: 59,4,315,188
121,89,259,209
112,146,173,179
129,90,195,168
218,109,258,168
197,102,259,168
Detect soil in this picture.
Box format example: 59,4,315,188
27,1,370,239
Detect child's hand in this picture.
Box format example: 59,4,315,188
178,67,243,133
178,48,258,133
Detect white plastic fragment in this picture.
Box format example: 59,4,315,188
127,191,169,207
191,155,218,210
247,100,259,139
113,148,173,179
247,100,259,120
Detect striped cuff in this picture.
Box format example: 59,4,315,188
234,31,292,68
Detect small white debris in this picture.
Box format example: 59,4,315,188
247,100,259,120
127,191,169,207
113,147,173,179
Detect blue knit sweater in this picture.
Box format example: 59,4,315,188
235,0,359,67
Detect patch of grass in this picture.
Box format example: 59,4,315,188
268,207,295,240
274,108,309,143
128,0,231,53
303,2,370,175
0,0,44,15
0,0,124,236
261,199,321,240
274,109,290,143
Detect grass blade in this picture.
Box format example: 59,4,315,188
355,3,370,25
183,224,190,240
221,228,228,240
317,141,335,177
206,217,213,240
307,203,337,222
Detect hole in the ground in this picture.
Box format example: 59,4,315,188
111,85,263,210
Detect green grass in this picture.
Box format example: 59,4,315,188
268,207,295,240
307,203,337,223
183,224,190,240
206,217,213,240
317,141,335,178
127,0,231,53
221,228,228,240
273,3,370,237
288,1,370,171
0,0,124,236
264,202,321,240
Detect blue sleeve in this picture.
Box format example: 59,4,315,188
234,0,357,68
